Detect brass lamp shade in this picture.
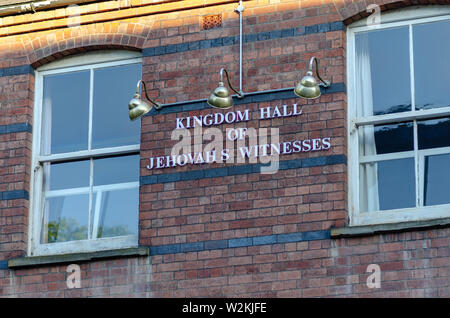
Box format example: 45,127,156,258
207,81,233,109
129,93,153,121
294,71,321,99
128,80,162,121
294,57,331,100
207,68,244,109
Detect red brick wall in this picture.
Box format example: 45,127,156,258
0,72,34,262
0,0,449,298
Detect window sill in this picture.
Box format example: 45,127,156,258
8,246,149,269
330,217,450,238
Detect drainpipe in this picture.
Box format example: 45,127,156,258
234,0,244,93
0,0,100,17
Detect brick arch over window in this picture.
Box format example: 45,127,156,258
30,44,141,69
23,22,149,68
333,0,450,24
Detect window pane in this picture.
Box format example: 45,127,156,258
42,161,90,244
355,27,411,116
43,195,89,243
359,122,414,156
92,155,139,238
360,158,415,212
424,154,450,206
418,117,450,150
93,155,139,186
42,71,90,155
46,160,90,191
93,188,139,238
374,123,414,154
92,63,141,149
414,20,450,110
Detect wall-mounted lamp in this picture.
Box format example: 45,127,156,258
128,1,248,119
128,80,162,121
294,56,331,99
207,68,244,109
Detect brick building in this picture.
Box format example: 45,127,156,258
0,0,449,298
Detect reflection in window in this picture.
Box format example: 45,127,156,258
353,13,450,221
42,71,90,155
414,20,450,110
92,156,140,239
355,27,411,117
374,123,414,154
360,158,415,212
42,161,90,243
418,118,450,150
424,154,450,206
39,58,141,246
92,64,141,149
44,195,89,243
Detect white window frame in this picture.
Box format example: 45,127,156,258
29,51,142,256
347,6,450,226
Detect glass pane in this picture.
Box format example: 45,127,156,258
424,154,450,206
42,160,90,244
42,71,90,155
359,122,414,156
93,155,139,186
93,188,139,238
43,195,89,243
414,20,450,110
46,160,90,191
355,27,411,116
374,123,414,154
418,117,450,150
92,155,139,238
92,63,141,149
360,158,415,212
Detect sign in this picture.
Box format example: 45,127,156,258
146,103,332,170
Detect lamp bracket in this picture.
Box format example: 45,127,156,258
235,4,244,13
308,57,331,88
220,68,244,98
137,80,162,110
319,80,331,88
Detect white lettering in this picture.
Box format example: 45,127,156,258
260,107,271,119
176,117,185,129
322,137,331,150
236,109,249,122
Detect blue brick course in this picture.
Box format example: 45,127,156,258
302,230,330,241
140,155,346,186
277,233,302,243
150,244,181,255
0,123,32,135
179,242,204,252
157,173,181,183
143,22,345,58
0,190,29,201
253,235,277,246
149,230,331,255
204,240,228,250
146,83,346,117
0,260,8,270
228,238,253,248
0,65,34,77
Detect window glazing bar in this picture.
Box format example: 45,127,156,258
38,144,140,163
353,106,450,127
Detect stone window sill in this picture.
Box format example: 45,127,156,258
8,246,149,269
331,217,450,238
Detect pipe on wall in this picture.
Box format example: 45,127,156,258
0,0,98,17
